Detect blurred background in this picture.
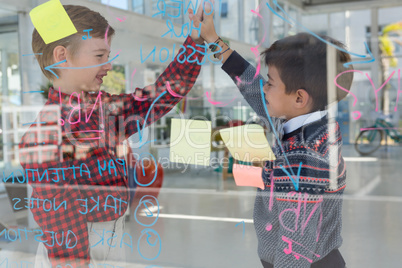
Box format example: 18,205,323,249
0,0,401,267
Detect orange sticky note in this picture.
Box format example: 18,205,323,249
29,0,77,44
232,164,265,189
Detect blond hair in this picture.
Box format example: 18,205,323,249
32,5,115,80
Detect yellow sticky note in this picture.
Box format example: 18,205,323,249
29,0,78,44
219,124,276,162
232,164,265,189
169,119,211,166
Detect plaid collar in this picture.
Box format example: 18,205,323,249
47,86,96,105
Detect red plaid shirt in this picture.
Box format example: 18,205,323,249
19,36,203,266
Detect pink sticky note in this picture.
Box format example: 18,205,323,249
232,164,265,189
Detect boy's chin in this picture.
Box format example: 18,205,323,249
81,85,101,93
268,111,286,120
266,108,277,118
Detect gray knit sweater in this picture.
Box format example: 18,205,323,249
222,52,346,267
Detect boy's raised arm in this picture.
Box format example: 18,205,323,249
105,35,205,140
189,1,272,128
189,0,233,64
104,3,211,140
222,53,272,126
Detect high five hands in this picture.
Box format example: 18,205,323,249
188,0,219,44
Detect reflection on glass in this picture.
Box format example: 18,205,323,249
0,32,20,105
221,0,239,40
132,0,144,14
0,28,20,194
151,0,183,24
245,0,258,45
101,0,128,10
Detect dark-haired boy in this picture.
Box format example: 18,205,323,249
19,2,206,267
190,10,352,268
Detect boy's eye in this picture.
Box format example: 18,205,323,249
96,53,110,60
97,54,111,59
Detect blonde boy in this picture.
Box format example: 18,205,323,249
20,3,205,267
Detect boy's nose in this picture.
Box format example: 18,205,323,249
103,61,112,71
263,83,268,93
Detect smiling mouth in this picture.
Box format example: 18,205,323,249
264,93,269,104
96,75,105,84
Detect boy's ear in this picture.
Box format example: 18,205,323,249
294,89,313,110
53,46,68,66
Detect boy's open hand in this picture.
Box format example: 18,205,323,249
188,1,205,45
189,0,219,44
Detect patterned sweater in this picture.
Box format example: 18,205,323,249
222,51,346,267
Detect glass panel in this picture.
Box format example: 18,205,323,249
2,1,402,267
329,12,346,44
379,6,402,27
151,0,183,24
101,0,128,10
7,51,20,106
0,12,20,195
301,13,328,36
348,9,370,55
220,0,239,40
272,1,286,40
244,0,259,45
287,5,299,36
132,0,144,14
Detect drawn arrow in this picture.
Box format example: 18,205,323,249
235,221,245,237
44,54,119,79
22,53,43,57
266,0,375,67
135,91,167,149
280,162,303,191
23,91,44,94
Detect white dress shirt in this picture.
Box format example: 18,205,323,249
283,110,328,134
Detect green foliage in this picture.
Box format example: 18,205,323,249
101,65,126,95
40,81,53,100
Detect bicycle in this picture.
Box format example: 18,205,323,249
355,118,402,156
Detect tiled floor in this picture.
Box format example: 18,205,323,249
0,145,401,267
